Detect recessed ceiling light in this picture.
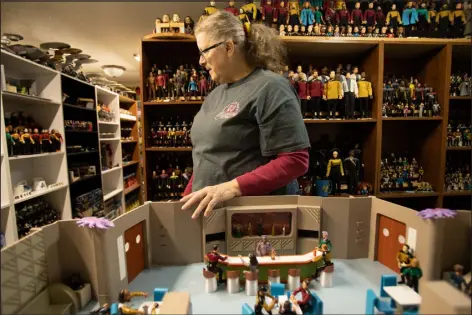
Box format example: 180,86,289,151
102,65,126,77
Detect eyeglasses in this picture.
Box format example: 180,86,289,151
199,41,224,58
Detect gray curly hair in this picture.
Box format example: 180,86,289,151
195,11,287,73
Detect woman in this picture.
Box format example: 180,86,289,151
181,11,310,219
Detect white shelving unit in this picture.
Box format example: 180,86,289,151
96,87,124,214
0,50,72,246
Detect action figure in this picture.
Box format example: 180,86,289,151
204,1,218,15
396,244,413,284
357,72,373,118
402,1,418,37
313,6,324,24
206,244,227,284
241,0,258,21
290,279,312,313
337,3,350,28
451,2,466,38
117,289,148,315
297,73,309,117
428,3,437,37
416,2,430,37
386,4,402,31
342,71,358,119
276,1,288,27
436,4,451,38
375,5,386,29
31,128,41,154
351,2,363,27
255,235,273,256
450,264,467,291
307,70,323,118
404,258,422,293
184,16,195,34
344,150,360,194
224,0,239,16
364,2,375,27
325,1,336,26
255,286,277,315
5,127,14,156
288,0,301,26
300,1,315,27
318,230,332,252
326,150,344,195
262,0,276,26
239,252,259,274
323,70,343,119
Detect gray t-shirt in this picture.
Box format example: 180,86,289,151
190,68,310,192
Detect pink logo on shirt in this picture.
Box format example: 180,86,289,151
215,102,240,120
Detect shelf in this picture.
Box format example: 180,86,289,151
66,130,97,134
143,101,203,106
13,183,67,205
1,49,57,76
103,188,123,201
1,91,61,107
101,166,121,175
123,160,139,168
124,184,140,196
70,174,100,186
61,73,94,87
99,121,119,126
304,118,376,124
446,146,472,151
67,150,99,156
382,117,443,121
120,113,137,121
9,151,64,161
119,95,137,104
122,140,137,144
450,96,472,100
146,147,192,152
63,103,96,112
377,192,439,199
443,191,472,197
99,137,121,141
1,202,10,209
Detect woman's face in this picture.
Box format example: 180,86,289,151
196,32,231,84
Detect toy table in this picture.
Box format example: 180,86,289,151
384,286,421,314
221,251,325,283
138,301,163,314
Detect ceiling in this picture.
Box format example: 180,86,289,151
1,1,247,86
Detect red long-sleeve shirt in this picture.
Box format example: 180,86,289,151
337,9,350,24
364,9,375,23
297,81,308,99
293,287,311,306
262,4,276,18
351,9,363,23
308,80,323,97
224,6,239,16
183,149,309,196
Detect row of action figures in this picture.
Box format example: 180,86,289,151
382,77,441,117
146,64,217,102
444,163,471,192
149,118,193,147
283,64,372,119
16,198,59,238
380,153,433,193
450,72,471,96
191,1,471,39
5,127,62,156
447,123,472,147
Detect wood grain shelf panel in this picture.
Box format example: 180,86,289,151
446,146,472,151
304,118,377,124
450,96,472,100
124,184,140,196
122,160,140,168
146,147,192,152
443,191,472,197
143,101,203,106
377,192,439,199
382,117,443,121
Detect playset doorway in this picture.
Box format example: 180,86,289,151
124,221,145,282
376,214,407,273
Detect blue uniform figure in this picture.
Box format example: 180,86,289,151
300,1,315,26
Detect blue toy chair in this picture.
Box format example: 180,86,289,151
242,303,256,315
110,303,119,315
366,289,395,315
270,283,285,296
380,274,397,297
285,290,323,315
153,288,169,302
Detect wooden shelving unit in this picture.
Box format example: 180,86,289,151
119,94,143,210
1,50,71,245
139,36,471,210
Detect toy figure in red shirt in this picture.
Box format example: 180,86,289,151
337,3,350,28
363,2,375,27
155,70,166,101
262,0,276,26
206,244,227,284
351,2,363,27
325,1,336,26
307,70,323,119
375,6,386,29
224,1,239,16
290,279,312,313
275,1,288,27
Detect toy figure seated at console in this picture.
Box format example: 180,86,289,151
255,286,278,315
118,289,148,314
396,244,413,284
256,235,273,256
206,244,227,284
290,279,312,313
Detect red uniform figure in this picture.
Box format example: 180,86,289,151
363,3,376,27
199,76,208,99
337,5,351,27
156,70,166,100
297,74,308,117
31,128,41,154
375,6,386,28
291,279,312,313
325,4,336,25
308,73,323,118
351,2,363,27
261,0,282,8
206,245,227,284
224,1,239,16
262,0,276,27
275,1,288,27
40,129,52,153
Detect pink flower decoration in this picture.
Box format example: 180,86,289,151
417,208,457,220
76,217,115,229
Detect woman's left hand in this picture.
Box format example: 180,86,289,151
180,179,242,219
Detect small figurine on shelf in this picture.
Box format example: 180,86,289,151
364,2,375,28
224,0,239,16
6,127,15,156
184,16,195,34
206,244,227,284
204,1,219,16
188,77,198,100
31,128,41,154
357,72,373,119
297,73,309,117
117,289,148,315
307,70,323,119
386,3,402,31
325,1,336,26
344,150,360,194
276,1,288,27
397,244,413,284
288,0,301,26
50,129,63,151
146,72,156,101
376,5,386,30
21,128,34,155
417,2,430,37
262,0,276,27
255,235,273,257
337,3,350,28
451,2,466,38
405,258,422,293
313,5,324,25
402,1,419,37
436,4,451,38
241,0,258,22
301,1,315,27
342,71,358,119
351,2,363,27
255,286,277,315
326,149,344,195
279,24,286,36
323,71,343,119
318,231,332,252
450,264,467,291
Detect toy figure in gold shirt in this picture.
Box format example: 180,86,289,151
386,4,402,31
436,4,451,38
357,72,373,118
118,289,149,315
255,286,277,315
241,0,258,21
451,2,466,38
323,70,343,119
326,150,344,196
288,1,301,26
204,1,219,16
